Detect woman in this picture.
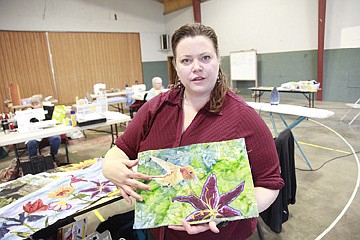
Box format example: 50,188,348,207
145,77,163,101
103,23,284,240
26,94,61,161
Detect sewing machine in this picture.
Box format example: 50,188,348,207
15,108,56,133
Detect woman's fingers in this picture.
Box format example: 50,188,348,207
127,171,152,181
208,221,220,233
181,220,208,234
119,187,133,204
168,225,185,231
168,220,220,235
122,184,145,201
106,158,152,201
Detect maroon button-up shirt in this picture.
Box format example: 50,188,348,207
116,88,284,240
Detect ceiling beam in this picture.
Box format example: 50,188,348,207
162,0,193,15
156,0,208,15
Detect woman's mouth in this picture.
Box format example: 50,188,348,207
192,77,205,82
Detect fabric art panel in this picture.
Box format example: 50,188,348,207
134,138,258,229
0,158,117,240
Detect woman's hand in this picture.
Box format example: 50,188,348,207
168,219,220,235
102,147,152,204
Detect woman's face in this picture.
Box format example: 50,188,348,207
175,36,220,98
153,80,163,90
31,102,42,109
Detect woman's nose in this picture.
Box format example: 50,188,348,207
192,60,203,72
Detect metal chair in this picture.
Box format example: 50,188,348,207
129,93,148,118
340,97,360,126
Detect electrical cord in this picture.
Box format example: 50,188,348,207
295,150,360,171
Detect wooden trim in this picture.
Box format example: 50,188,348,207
167,56,176,85
192,0,202,23
317,0,326,101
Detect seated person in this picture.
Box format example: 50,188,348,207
145,77,163,101
26,94,61,161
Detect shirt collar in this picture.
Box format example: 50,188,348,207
165,87,224,116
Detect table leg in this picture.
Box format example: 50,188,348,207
309,92,314,108
110,103,125,113
258,91,264,102
13,144,22,167
278,114,313,170
86,124,119,149
110,125,116,148
13,144,22,160
308,92,314,108
252,90,264,102
118,103,124,113
114,124,119,139
109,123,119,148
302,93,312,108
251,91,257,102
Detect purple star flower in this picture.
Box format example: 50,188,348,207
79,180,113,198
172,173,245,222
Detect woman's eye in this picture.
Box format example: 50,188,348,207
181,59,191,64
202,55,211,61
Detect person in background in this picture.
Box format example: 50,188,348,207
145,77,163,101
102,23,284,240
26,94,61,162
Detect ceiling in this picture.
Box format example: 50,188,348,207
155,0,208,15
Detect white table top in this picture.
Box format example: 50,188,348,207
91,90,146,101
248,86,318,93
0,111,131,147
246,102,334,119
90,91,126,99
132,91,149,101
92,89,170,101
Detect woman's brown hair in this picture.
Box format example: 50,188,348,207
171,23,228,113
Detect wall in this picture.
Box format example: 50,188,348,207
164,0,360,102
165,0,360,52
1,0,359,102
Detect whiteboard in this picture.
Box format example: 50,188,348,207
230,50,257,81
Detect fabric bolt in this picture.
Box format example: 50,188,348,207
116,88,284,240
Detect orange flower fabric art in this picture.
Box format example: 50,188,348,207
23,199,48,214
48,186,74,198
